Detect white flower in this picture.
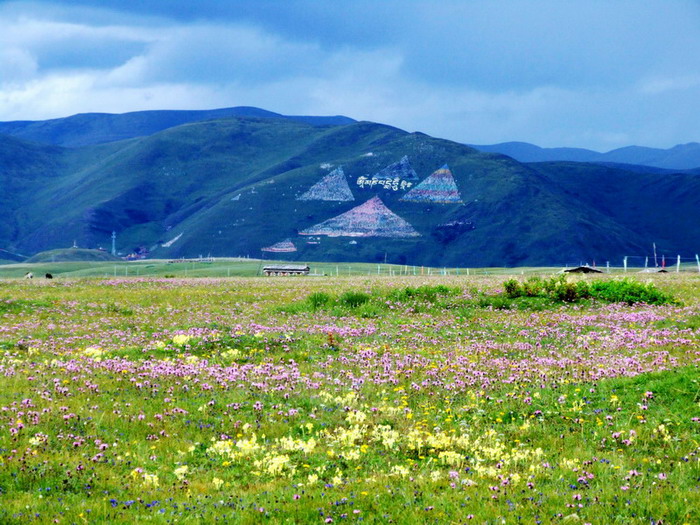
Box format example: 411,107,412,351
174,465,189,480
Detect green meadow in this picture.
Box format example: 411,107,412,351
0,269,699,523
0,258,565,279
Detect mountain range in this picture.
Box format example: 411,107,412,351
470,141,700,171
0,107,354,148
1,107,698,267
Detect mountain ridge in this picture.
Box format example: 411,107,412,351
470,141,700,170
1,111,698,266
3,106,697,170
0,107,355,148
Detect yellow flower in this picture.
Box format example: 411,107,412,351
83,346,105,360
172,334,192,346
143,473,159,487
390,465,410,477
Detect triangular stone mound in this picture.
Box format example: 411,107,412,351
300,196,420,238
297,167,354,201
400,164,463,204
261,239,297,253
371,155,419,181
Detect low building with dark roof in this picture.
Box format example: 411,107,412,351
262,264,310,276
564,266,603,274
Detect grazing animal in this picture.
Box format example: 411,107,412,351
24,272,33,279
45,273,53,279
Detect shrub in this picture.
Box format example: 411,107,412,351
575,280,591,299
338,290,371,308
503,279,522,298
386,285,459,304
356,303,383,318
308,292,331,310
552,281,579,302
522,277,544,297
589,279,675,305
498,276,676,307
478,295,512,310
386,287,417,302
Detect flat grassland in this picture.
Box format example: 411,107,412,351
0,274,699,523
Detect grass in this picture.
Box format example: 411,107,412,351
0,258,499,279
0,272,699,523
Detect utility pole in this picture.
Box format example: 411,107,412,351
111,231,117,256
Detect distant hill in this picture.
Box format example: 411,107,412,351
27,248,121,263
0,107,355,148
0,248,28,263
470,141,700,170
1,113,699,267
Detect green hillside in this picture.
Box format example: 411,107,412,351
0,106,355,147
26,248,121,263
1,114,699,267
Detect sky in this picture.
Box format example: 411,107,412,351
0,0,699,151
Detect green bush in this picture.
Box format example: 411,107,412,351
386,285,459,304
503,279,521,298
589,279,675,305
386,286,417,302
308,291,331,310
338,290,371,308
356,303,383,318
552,281,579,302
522,277,544,297
497,276,676,307
478,295,513,310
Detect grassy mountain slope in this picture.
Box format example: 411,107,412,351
472,141,700,170
2,116,699,267
0,107,355,148
0,135,65,250
26,248,121,263
531,162,700,259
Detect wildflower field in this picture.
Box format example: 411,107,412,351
1,274,699,523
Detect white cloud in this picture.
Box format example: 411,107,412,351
105,24,326,86
0,48,38,85
0,0,699,151
638,75,700,96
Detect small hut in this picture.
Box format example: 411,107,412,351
564,266,603,274
262,264,310,276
